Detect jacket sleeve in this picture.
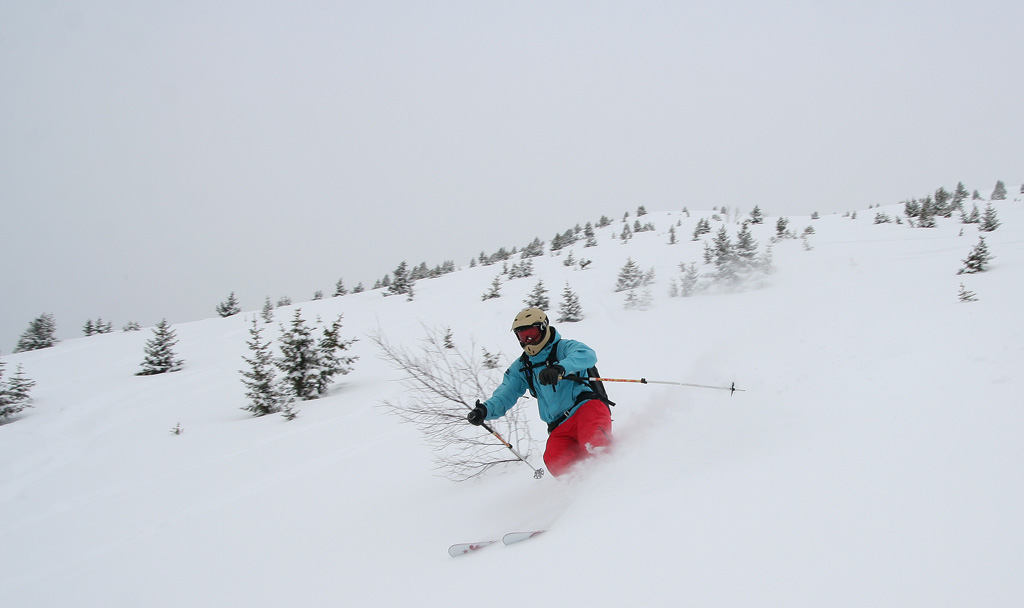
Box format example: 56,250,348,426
482,361,529,420
552,339,597,376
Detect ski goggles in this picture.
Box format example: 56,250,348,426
513,324,544,345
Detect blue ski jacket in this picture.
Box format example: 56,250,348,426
483,329,598,425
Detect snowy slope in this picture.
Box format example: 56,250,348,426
2,198,1023,607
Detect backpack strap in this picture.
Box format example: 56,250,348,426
520,340,561,399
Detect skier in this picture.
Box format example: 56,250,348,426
467,308,612,477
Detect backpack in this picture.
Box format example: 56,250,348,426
519,339,616,410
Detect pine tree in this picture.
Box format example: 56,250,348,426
584,222,598,247
692,218,711,240
0,361,35,421
136,319,184,375
979,204,1001,232
261,297,274,323
711,226,738,282
991,180,1007,200
240,318,290,416
521,237,545,258
557,282,584,323
83,319,95,336
615,258,645,292
314,314,358,397
14,313,58,353
668,225,677,245
958,236,994,274
962,203,981,224
679,262,700,296
749,205,764,224
775,217,790,238
933,187,952,217
957,283,978,302
619,223,633,243
734,222,759,271
481,276,502,301
953,181,969,208
387,262,411,297
917,195,936,228
524,280,550,309
334,278,348,297
216,292,241,317
276,309,323,400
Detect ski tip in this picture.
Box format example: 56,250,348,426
502,530,546,545
448,539,498,557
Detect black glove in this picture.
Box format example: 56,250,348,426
467,401,487,426
537,365,565,387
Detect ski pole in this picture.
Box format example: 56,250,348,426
467,404,545,479
562,375,744,396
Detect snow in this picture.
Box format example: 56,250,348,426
2,200,1023,607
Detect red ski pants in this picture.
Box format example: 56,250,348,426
543,399,613,477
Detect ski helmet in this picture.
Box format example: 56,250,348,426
511,308,552,356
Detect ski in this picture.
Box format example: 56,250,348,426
448,530,547,557
502,530,546,545
448,539,498,557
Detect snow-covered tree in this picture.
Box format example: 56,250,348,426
0,360,35,421
240,318,291,416
524,280,550,310
333,278,348,297
14,313,58,353
314,314,358,396
957,283,978,302
136,319,184,376
749,205,764,224
276,309,322,401
775,217,790,238
678,262,700,297
958,236,994,275
917,196,937,228
710,226,737,282
979,204,1001,232
933,187,952,217
734,222,759,271
83,318,113,336
556,282,584,323
961,203,981,224
991,180,1007,200
521,237,545,259
953,182,969,208
261,297,274,323
482,276,502,301
619,223,633,243
615,258,645,292
583,222,598,247
692,217,711,240
122,321,141,332
216,292,241,317
387,261,412,297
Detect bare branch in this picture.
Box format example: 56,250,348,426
371,325,536,481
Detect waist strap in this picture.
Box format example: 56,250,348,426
546,392,605,434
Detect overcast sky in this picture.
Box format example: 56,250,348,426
2,0,1022,350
